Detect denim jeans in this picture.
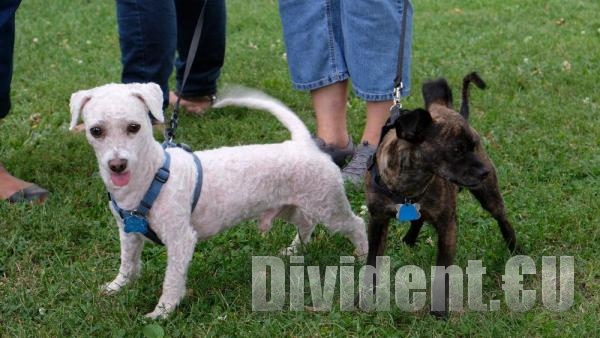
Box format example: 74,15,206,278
279,0,413,101
116,0,226,108
0,0,21,118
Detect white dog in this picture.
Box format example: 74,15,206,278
69,83,368,319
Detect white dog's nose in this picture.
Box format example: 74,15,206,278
108,159,128,173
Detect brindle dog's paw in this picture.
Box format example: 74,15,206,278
402,235,418,247
509,242,525,255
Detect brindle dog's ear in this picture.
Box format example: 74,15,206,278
423,78,453,110
394,108,433,142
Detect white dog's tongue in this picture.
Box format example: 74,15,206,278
111,172,131,187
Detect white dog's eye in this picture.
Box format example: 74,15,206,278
89,126,104,138
127,123,141,134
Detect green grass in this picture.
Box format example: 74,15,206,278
1,0,599,336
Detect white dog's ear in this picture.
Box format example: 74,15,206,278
69,89,93,130
130,83,164,123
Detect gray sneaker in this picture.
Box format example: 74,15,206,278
342,141,376,186
313,136,355,168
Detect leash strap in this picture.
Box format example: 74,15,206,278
369,0,411,166
392,0,410,107
368,0,414,199
373,0,411,149
166,0,208,143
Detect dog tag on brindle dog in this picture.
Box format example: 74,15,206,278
397,203,421,222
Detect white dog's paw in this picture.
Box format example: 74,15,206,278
100,272,137,294
145,303,174,320
100,281,124,295
280,246,297,256
354,248,368,264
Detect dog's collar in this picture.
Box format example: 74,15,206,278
367,155,432,205
109,147,203,246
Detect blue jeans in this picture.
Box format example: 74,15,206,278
0,0,21,118
279,0,413,101
116,0,226,108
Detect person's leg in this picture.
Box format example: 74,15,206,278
340,100,392,184
116,0,176,108
309,81,355,167
361,0,412,146
0,0,47,203
362,100,394,146
312,81,349,148
343,0,413,103
279,0,354,166
340,0,413,184
170,0,225,113
0,0,20,118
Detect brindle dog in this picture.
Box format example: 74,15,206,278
364,72,518,317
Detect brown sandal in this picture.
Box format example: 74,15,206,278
7,184,48,204
169,91,216,115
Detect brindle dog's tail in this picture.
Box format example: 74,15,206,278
459,72,487,120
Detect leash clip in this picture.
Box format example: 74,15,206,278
165,103,180,145
393,83,404,108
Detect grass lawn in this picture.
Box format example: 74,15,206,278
1,0,599,336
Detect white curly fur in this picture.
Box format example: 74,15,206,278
69,83,368,319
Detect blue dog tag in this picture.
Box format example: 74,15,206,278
123,214,150,235
397,203,421,222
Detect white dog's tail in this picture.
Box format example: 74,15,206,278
212,87,312,143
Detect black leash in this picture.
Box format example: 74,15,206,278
391,0,410,111
165,0,207,145
368,0,420,209
375,0,411,148
116,2,207,245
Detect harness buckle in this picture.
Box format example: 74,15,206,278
155,167,170,183
129,209,144,217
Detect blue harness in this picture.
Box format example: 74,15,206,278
109,145,203,245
